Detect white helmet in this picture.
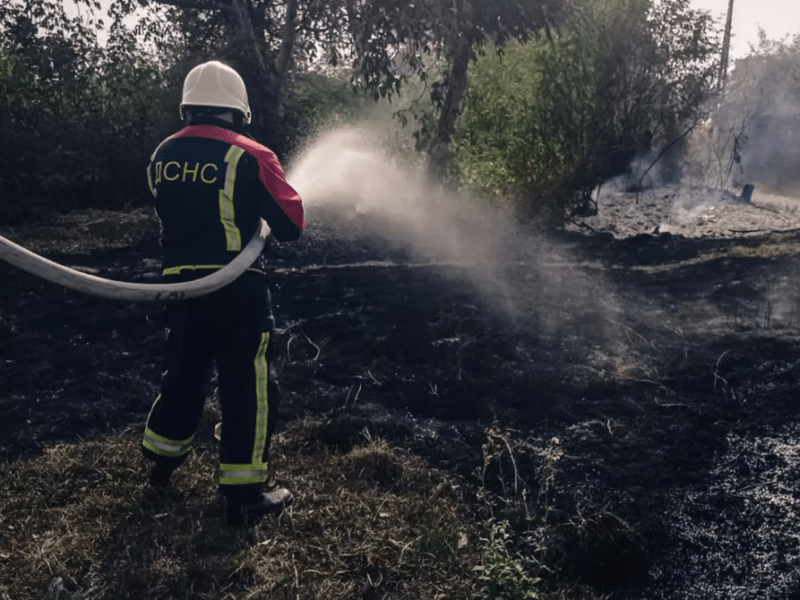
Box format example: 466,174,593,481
180,61,252,124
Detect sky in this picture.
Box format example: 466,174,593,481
62,0,799,60
690,0,800,59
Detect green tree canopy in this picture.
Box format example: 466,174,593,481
0,0,171,223
453,0,719,222
107,0,575,175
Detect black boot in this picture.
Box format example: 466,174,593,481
226,487,293,527
148,464,174,488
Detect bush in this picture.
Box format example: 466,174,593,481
0,5,173,223
453,0,719,224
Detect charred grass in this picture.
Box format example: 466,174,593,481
0,209,158,256
10,212,800,599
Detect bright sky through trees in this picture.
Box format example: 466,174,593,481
690,0,800,58
60,0,799,59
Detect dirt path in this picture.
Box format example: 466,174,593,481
4,196,800,599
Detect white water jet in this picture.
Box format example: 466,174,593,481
287,125,622,343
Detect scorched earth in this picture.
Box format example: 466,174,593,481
3,185,800,599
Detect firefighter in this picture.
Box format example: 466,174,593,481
141,61,305,526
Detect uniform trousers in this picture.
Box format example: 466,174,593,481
141,271,281,498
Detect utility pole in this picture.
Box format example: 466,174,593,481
718,0,735,89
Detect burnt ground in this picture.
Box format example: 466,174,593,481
4,202,800,599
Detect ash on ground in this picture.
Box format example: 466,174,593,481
570,187,800,239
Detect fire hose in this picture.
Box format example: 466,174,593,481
0,218,271,302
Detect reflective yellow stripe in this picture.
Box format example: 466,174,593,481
217,463,268,486
147,165,157,197
162,264,227,276
215,334,271,486
252,332,270,465
161,264,265,276
219,145,244,251
143,427,193,458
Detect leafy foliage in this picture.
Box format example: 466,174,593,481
453,0,719,222
105,0,574,178
479,520,542,600
338,0,572,94
1,0,722,226
326,0,576,181
107,0,357,154
0,1,171,223
449,41,546,202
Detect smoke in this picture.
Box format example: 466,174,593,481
597,151,675,198
288,127,507,264
286,125,622,348
684,49,800,195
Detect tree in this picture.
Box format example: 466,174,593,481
109,0,356,154
453,0,719,223
0,0,171,222
338,0,575,182
685,30,800,192
109,0,574,172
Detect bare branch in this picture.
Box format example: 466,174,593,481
152,0,237,16
635,112,709,204
229,0,268,74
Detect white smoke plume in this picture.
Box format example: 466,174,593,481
287,125,623,350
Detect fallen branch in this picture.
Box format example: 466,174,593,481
712,349,731,395
303,332,321,361
636,108,712,204
654,398,689,408
366,368,382,386
566,217,596,233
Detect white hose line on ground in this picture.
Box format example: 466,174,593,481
0,219,271,302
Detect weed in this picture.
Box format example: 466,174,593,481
478,519,542,600
418,527,457,561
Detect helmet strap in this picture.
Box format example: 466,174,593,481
184,106,245,126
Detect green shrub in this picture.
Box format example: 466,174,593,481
454,0,719,223
479,519,542,600
0,7,172,220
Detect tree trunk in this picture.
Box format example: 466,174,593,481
230,0,267,72
274,0,298,90
230,0,296,152
427,33,471,185
152,0,298,151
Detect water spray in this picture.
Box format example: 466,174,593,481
285,125,622,339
